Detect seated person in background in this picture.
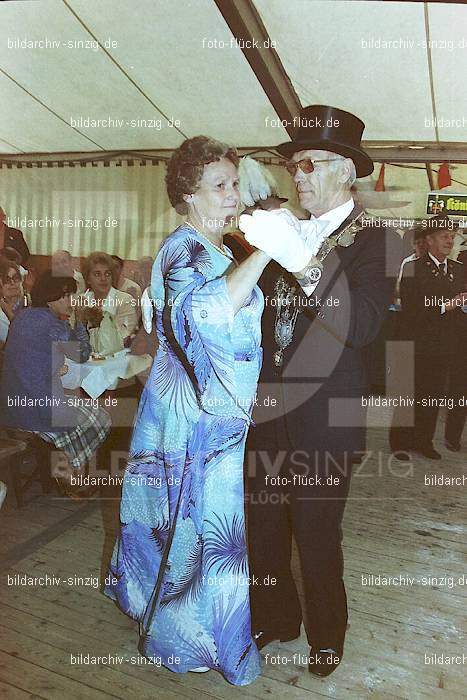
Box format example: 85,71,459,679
0,247,28,281
1,248,34,300
133,255,153,292
0,270,111,493
51,250,86,294
0,206,30,266
111,255,142,303
0,258,25,346
79,252,138,353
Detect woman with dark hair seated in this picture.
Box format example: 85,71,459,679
0,270,111,495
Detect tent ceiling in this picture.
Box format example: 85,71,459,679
255,0,431,141
0,0,465,155
0,0,288,153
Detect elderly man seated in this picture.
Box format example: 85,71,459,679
51,250,86,294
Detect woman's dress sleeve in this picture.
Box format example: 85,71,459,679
155,234,248,419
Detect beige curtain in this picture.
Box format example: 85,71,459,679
0,160,183,259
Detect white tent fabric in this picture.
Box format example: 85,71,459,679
1,0,466,153
0,161,181,257
255,0,466,142
0,0,288,152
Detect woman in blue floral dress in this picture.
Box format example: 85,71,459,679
105,137,271,685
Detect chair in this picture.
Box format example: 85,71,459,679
0,429,55,508
0,435,27,501
0,349,55,507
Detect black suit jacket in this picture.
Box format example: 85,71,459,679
251,206,403,459
398,254,465,356
1,226,30,265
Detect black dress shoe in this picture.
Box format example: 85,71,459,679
445,440,461,452
308,647,342,677
414,445,442,460
253,629,300,651
392,450,411,461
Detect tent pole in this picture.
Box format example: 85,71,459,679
213,0,301,137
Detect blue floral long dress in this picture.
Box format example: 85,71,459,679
105,224,263,685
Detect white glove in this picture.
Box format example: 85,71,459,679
141,287,154,334
266,207,302,232
239,210,315,272
264,208,327,257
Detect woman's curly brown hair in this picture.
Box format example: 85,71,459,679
166,136,239,211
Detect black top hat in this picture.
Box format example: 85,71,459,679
276,105,374,178
413,227,427,242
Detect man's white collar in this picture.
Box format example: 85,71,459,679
428,252,447,268
297,198,355,255
306,198,354,245
317,198,354,229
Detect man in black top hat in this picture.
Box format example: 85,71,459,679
241,105,402,676
397,216,467,459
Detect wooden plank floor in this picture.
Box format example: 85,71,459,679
0,408,465,700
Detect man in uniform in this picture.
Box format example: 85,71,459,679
398,216,467,458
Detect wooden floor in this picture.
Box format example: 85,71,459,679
0,408,465,700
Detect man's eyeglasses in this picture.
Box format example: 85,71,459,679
2,274,21,284
284,158,343,176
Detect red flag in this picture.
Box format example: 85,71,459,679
438,162,451,189
374,163,385,192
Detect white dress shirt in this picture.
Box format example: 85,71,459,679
428,252,448,314
428,251,448,275
315,197,355,239
300,198,355,296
